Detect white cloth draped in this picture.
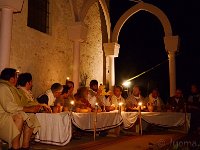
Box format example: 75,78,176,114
72,111,123,131
141,112,190,127
121,112,191,129
121,112,139,129
35,112,71,146
34,111,190,146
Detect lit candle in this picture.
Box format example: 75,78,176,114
118,102,123,114
95,102,98,111
70,100,74,112
70,100,74,105
138,101,143,135
138,102,142,108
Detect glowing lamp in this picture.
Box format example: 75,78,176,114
122,81,131,87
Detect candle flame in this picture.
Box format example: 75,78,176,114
119,102,123,106
70,100,74,105
138,102,142,106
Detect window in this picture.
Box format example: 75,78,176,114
27,0,49,33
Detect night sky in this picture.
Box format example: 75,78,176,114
109,0,200,101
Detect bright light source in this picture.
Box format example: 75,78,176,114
119,102,123,106
95,102,98,106
138,102,142,106
70,100,74,105
122,81,131,87
66,77,70,80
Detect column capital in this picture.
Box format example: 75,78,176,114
103,42,120,57
164,35,180,53
67,22,88,42
0,0,24,12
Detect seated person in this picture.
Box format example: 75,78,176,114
74,87,93,113
54,85,70,112
187,84,200,113
37,83,63,107
105,85,126,111
126,85,146,111
17,73,51,112
66,80,75,101
88,80,106,109
145,88,164,112
166,89,185,112
187,84,200,135
0,68,41,149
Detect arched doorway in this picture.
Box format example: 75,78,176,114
111,2,179,96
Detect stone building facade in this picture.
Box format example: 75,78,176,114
7,0,106,96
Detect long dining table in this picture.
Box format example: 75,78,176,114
35,111,191,146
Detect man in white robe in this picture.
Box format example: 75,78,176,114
37,83,63,107
0,68,41,149
106,85,126,111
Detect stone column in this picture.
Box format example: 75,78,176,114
0,8,13,71
103,42,120,90
164,35,179,97
67,22,88,92
0,0,24,71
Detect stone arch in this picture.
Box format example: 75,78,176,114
111,2,179,96
112,2,172,43
79,0,111,42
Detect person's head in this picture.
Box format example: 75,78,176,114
51,83,63,98
0,68,18,86
114,85,123,97
190,84,199,94
17,73,33,90
151,88,159,99
76,87,89,100
60,85,70,99
90,80,98,92
132,85,141,97
66,80,74,95
175,89,183,98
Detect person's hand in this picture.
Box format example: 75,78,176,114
23,105,42,113
39,104,52,113
109,105,115,111
43,105,52,113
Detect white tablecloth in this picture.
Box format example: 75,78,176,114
121,112,139,129
35,112,72,146
34,111,190,146
121,112,191,129
72,111,123,131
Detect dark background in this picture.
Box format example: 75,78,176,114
109,0,200,102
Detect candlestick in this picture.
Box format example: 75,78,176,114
94,102,98,141
118,102,123,114
95,102,98,111
138,101,142,135
70,100,74,112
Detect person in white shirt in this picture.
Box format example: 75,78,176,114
105,85,126,111
0,68,41,149
37,83,63,107
126,85,146,111
145,88,164,112
88,80,106,108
